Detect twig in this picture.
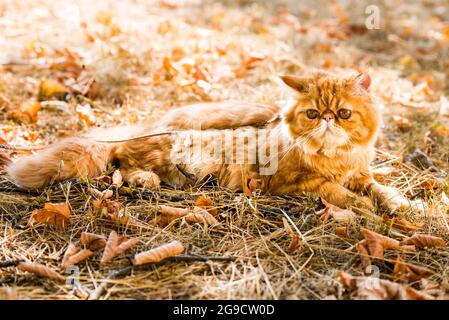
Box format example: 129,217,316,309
0,259,24,268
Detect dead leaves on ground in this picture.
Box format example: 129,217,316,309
100,231,138,265
133,240,185,266
393,255,433,282
80,232,107,251
17,262,65,282
92,199,149,229
282,217,301,253
152,205,218,226
61,244,93,269
318,199,356,223
29,202,71,229
338,272,434,300
401,234,446,248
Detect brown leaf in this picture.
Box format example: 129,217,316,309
194,197,218,217
153,205,218,226
243,173,258,197
393,255,433,282
282,217,301,253
318,200,356,223
355,240,372,269
80,232,107,250
17,262,65,282
100,231,119,265
93,199,149,229
62,243,80,267
29,202,70,229
360,228,400,259
336,226,348,237
287,235,301,253
100,231,138,265
384,216,424,233
401,234,446,248
61,245,93,269
38,79,70,101
11,99,41,123
338,271,434,300
133,240,185,266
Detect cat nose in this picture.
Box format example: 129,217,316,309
323,114,333,122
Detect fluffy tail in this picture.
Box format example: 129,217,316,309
6,138,114,190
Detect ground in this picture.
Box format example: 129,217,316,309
0,0,448,300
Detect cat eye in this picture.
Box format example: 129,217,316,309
306,109,320,119
337,109,352,119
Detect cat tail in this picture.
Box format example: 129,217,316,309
6,138,115,190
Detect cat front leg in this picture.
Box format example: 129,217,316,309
347,173,413,213
316,180,374,210
122,168,161,189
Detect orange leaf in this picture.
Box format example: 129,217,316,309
336,226,348,237
38,79,70,101
133,240,185,266
93,199,149,229
80,232,107,250
153,205,218,226
100,231,137,265
355,240,371,269
194,197,218,217
384,216,424,233
29,203,70,229
61,247,93,269
393,255,433,282
338,271,434,300
243,173,258,197
360,228,400,259
17,262,65,282
318,199,356,223
12,99,41,123
401,234,445,248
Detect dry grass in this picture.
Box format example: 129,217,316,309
0,0,448,300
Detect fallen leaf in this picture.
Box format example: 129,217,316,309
38,79,70,101
17,262,65,282
360,228,399,259
11,99,41,123
29,202,70,229
393,255,433,282
338,271,434,300
100,231,138,265
336,226,348,237
133,240,185,266
243,173,258,197
153,205,218,226
355,240,372,269
282,217,301,253
80,232,107,250
93,199,149,229
318,199,356,223
383,216,424,233
401,234,446,248
61,244,93,269
194,197,218,217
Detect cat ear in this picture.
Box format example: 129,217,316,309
280,75,310,93
354,73,371,91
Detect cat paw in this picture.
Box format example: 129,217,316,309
352,196,374,211
127,171,161,189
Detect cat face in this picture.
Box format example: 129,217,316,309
281,72,380,155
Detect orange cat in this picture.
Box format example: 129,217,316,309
6,72,412,212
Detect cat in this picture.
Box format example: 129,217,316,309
6,72,412,212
